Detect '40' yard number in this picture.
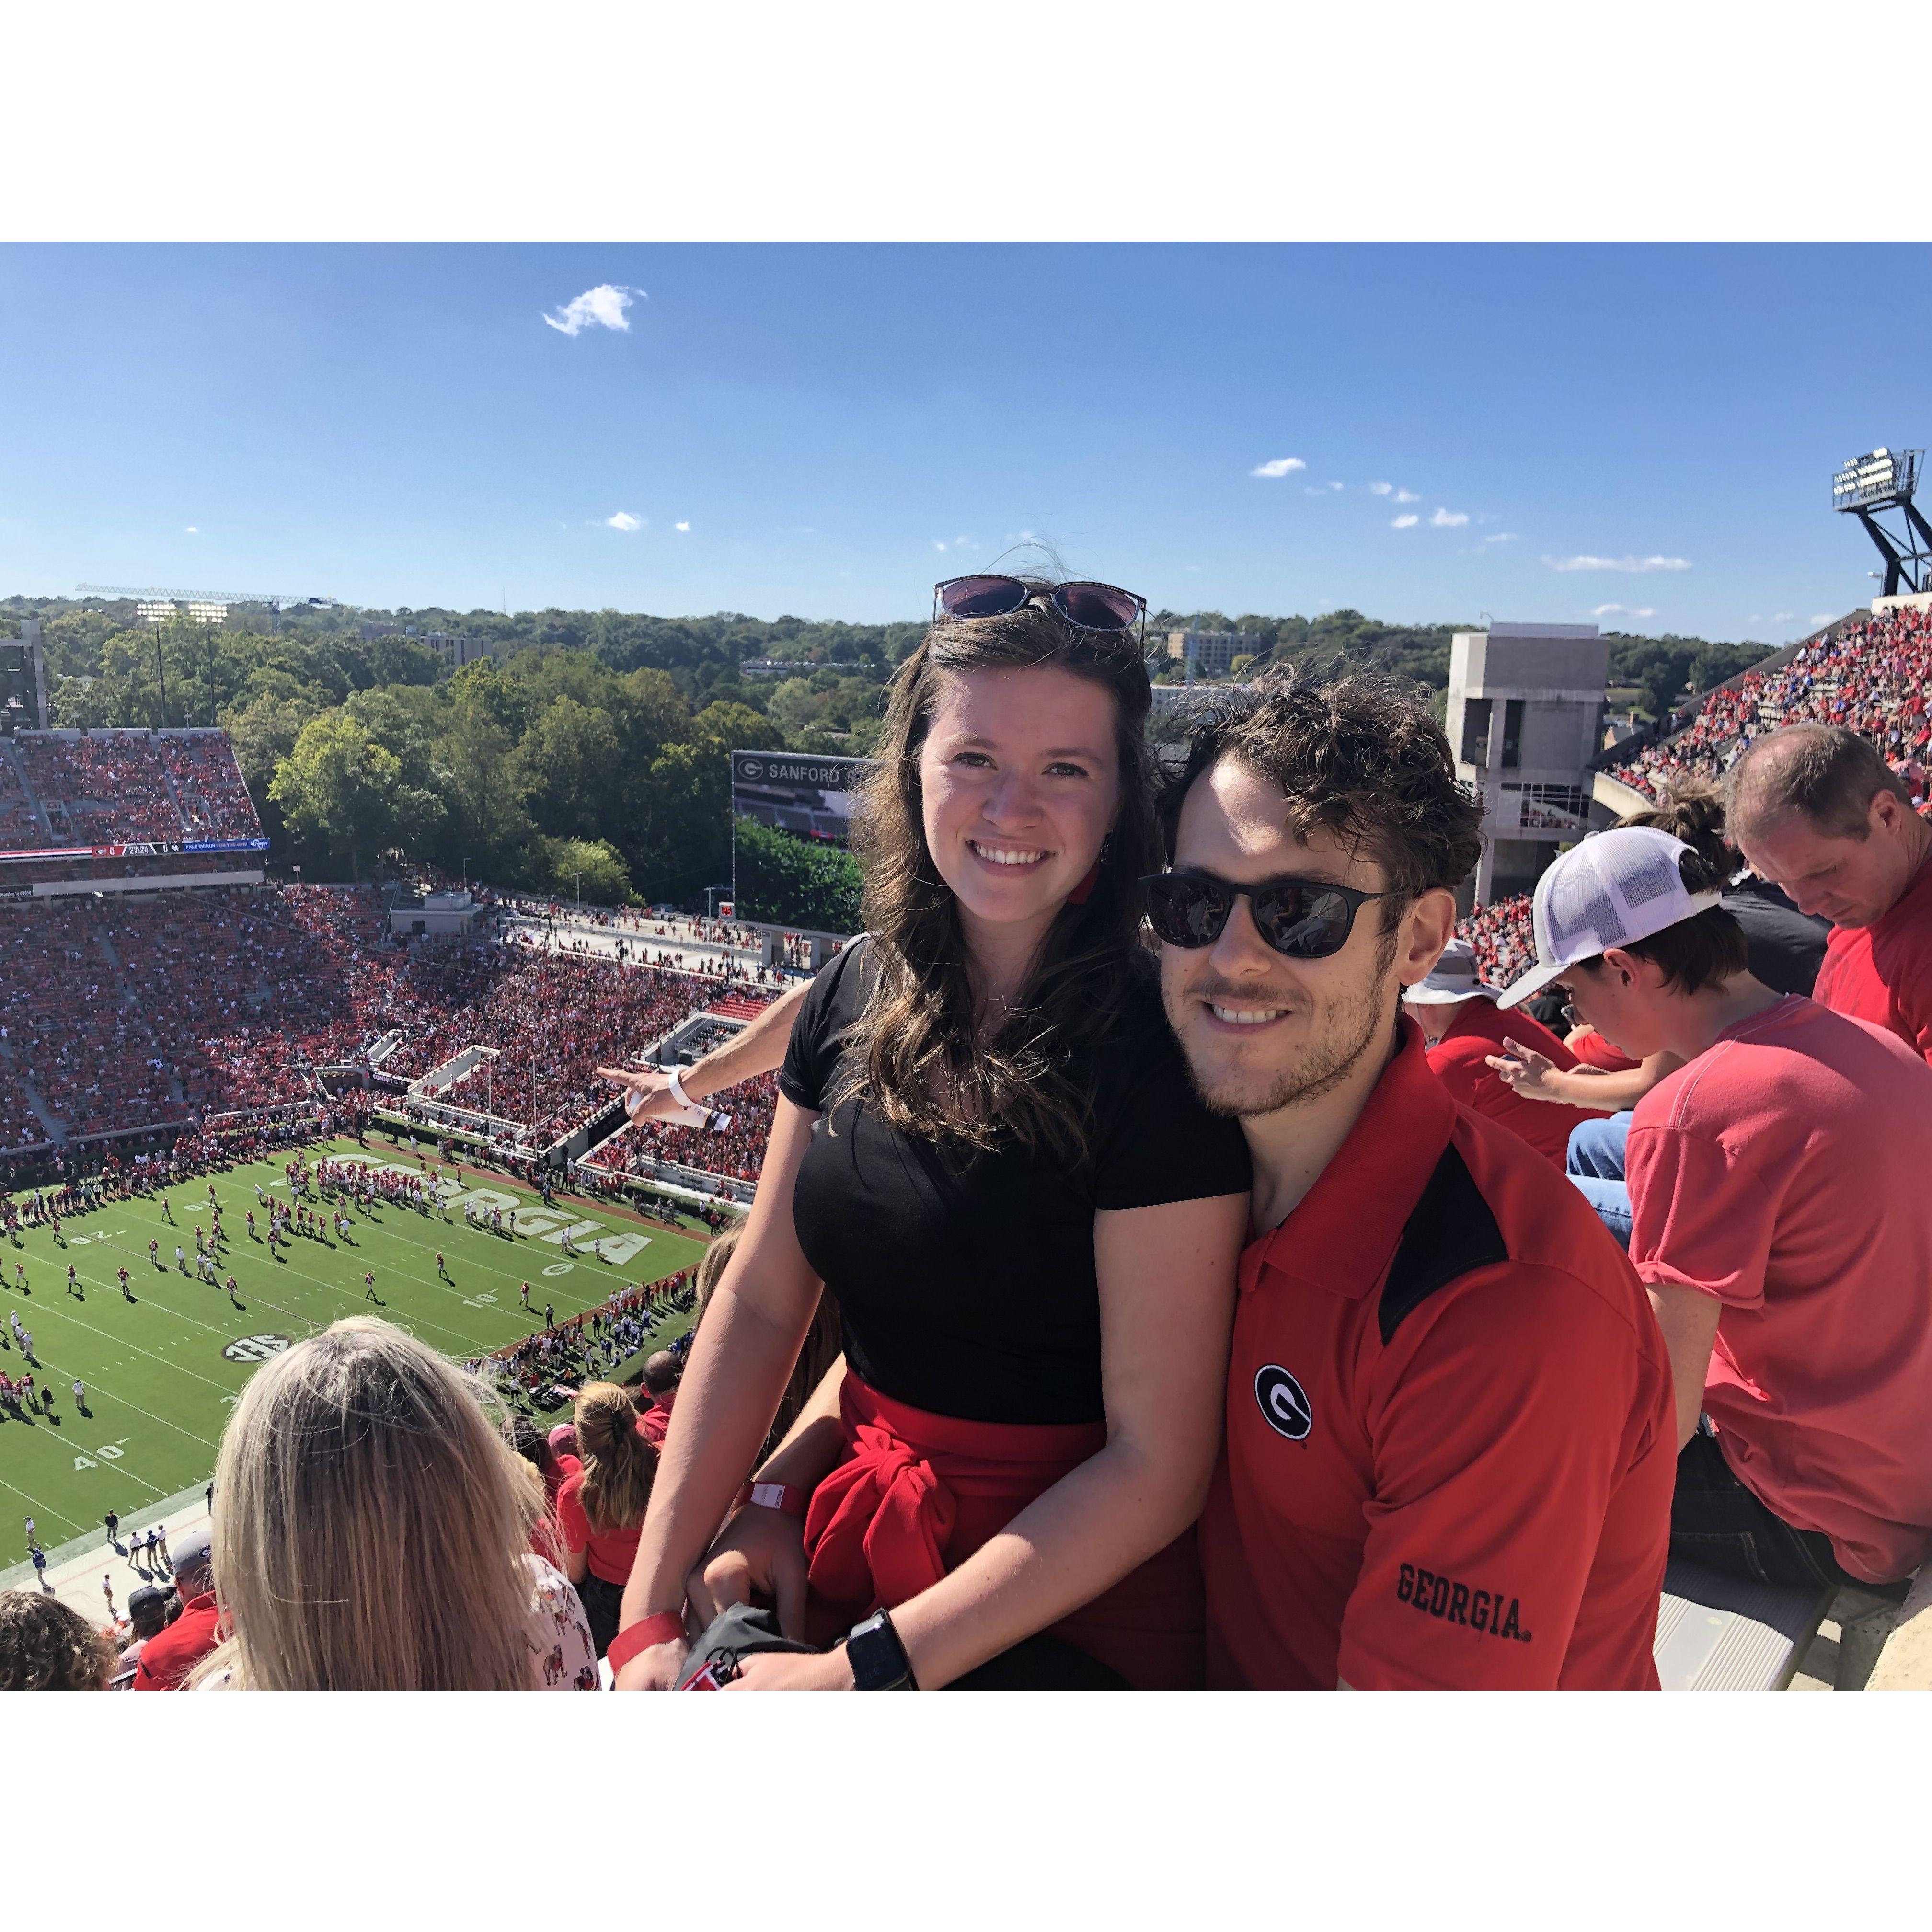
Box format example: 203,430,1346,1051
73,1439,128,1471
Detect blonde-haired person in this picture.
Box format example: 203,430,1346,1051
618,575,1251,1691
554,1381,657,1658
188,1318,598,1690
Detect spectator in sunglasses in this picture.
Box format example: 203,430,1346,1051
614,576,1250,1690
1151,670,1676,1689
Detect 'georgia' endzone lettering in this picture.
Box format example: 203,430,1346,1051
1396,1562,1532,1643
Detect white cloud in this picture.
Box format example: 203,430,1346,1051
1329,481,1345,492
1590,603,1656,619
1543,553,1691,573
606,511,644,532
1431,508,1470,528
1484,532,1518,544
1771,610,1794,621
1809,612,1837,626
1251,457,1306,478
934,540,948,552
1368,482,1392,496
1392,514,1419,529
674,520,690,533
184,525,199,533
1395,489,1420,504
543,283,641,336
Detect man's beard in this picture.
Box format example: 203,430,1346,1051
1174,928,1398,1122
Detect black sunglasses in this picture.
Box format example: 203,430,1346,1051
1141,870,1398,961
934,574,1147,639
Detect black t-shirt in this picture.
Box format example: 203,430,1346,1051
1722,880,1831,997
778,938,1251,1425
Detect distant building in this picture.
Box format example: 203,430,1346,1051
739,659,803,678
1165,630,1264,676
1449,621,1609,907
387,888,478,939
1149,682,1261,714
0,618,48,733
360,622,497,671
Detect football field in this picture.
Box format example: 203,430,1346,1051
0,1138,711,1556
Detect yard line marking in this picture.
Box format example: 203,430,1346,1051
0,1470,88,1537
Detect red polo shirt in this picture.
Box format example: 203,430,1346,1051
131,1590,222,1690
1423,997,1614,1168
1813,852,1932,1062
1201,1020,1676,1690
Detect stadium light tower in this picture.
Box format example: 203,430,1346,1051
1832,448,1932,597
76,583,338,636
136,599,173,724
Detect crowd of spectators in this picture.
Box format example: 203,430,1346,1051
1460,606,1932,981
1612,607,1932,805
12,733,201,845
158,734,261,841
0,883,785,1188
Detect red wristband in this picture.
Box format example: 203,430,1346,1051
735,1480,809,1519
605,1610,685,1674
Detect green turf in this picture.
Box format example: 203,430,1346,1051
0,1138,710,1547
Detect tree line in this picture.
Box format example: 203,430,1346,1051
1,595,1781,904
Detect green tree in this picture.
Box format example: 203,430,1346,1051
517,694,624,843
270,713,445,879
732,816,864,932
547,836,636,907
431,698,540,887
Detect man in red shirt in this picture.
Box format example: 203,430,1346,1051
1153,674,1676,1690
1497,822,1932,1590
1728,722,1932,1060
131,1523,221,1689
638,1352,680,1448
1405,939,1613,1167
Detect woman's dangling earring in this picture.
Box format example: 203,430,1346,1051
1068,832,1112,907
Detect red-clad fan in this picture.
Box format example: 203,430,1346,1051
1405,939,1613,1168
1730,722,1932,1062
553,1384,656,1659
1152,673,1674,1690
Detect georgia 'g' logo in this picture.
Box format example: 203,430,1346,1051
1255,1364,1312,1441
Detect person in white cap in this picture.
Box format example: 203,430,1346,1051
1403,938,1614,1168
1495,823,1932,1593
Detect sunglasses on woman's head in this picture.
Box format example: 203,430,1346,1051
934,574,1147,637
1140,870,1398,961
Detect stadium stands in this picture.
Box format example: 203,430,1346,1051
0,887,780,1181
0,728,264,853
1613,605,1932,804
1460,604,1932,969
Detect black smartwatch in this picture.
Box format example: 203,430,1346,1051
844,1610,918,1690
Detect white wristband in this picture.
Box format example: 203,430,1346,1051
666,1065,696,1111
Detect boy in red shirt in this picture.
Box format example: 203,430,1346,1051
1154,674,1676,1689
1499,822,1932,1590
1405,939,1613,1167
1729,721,1932,1061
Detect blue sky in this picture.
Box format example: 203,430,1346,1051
2,243,1927,643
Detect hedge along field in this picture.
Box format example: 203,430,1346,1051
0,1139,709,1544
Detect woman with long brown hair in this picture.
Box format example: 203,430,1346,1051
614,575,1251,1690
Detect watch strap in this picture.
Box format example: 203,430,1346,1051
845,1609,917,1690
666,1065,695,1110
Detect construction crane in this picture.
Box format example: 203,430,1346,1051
75,584,338,634
74,583,339,727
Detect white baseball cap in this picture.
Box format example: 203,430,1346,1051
1495,826,1724,1011
1404,938,1507,1006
